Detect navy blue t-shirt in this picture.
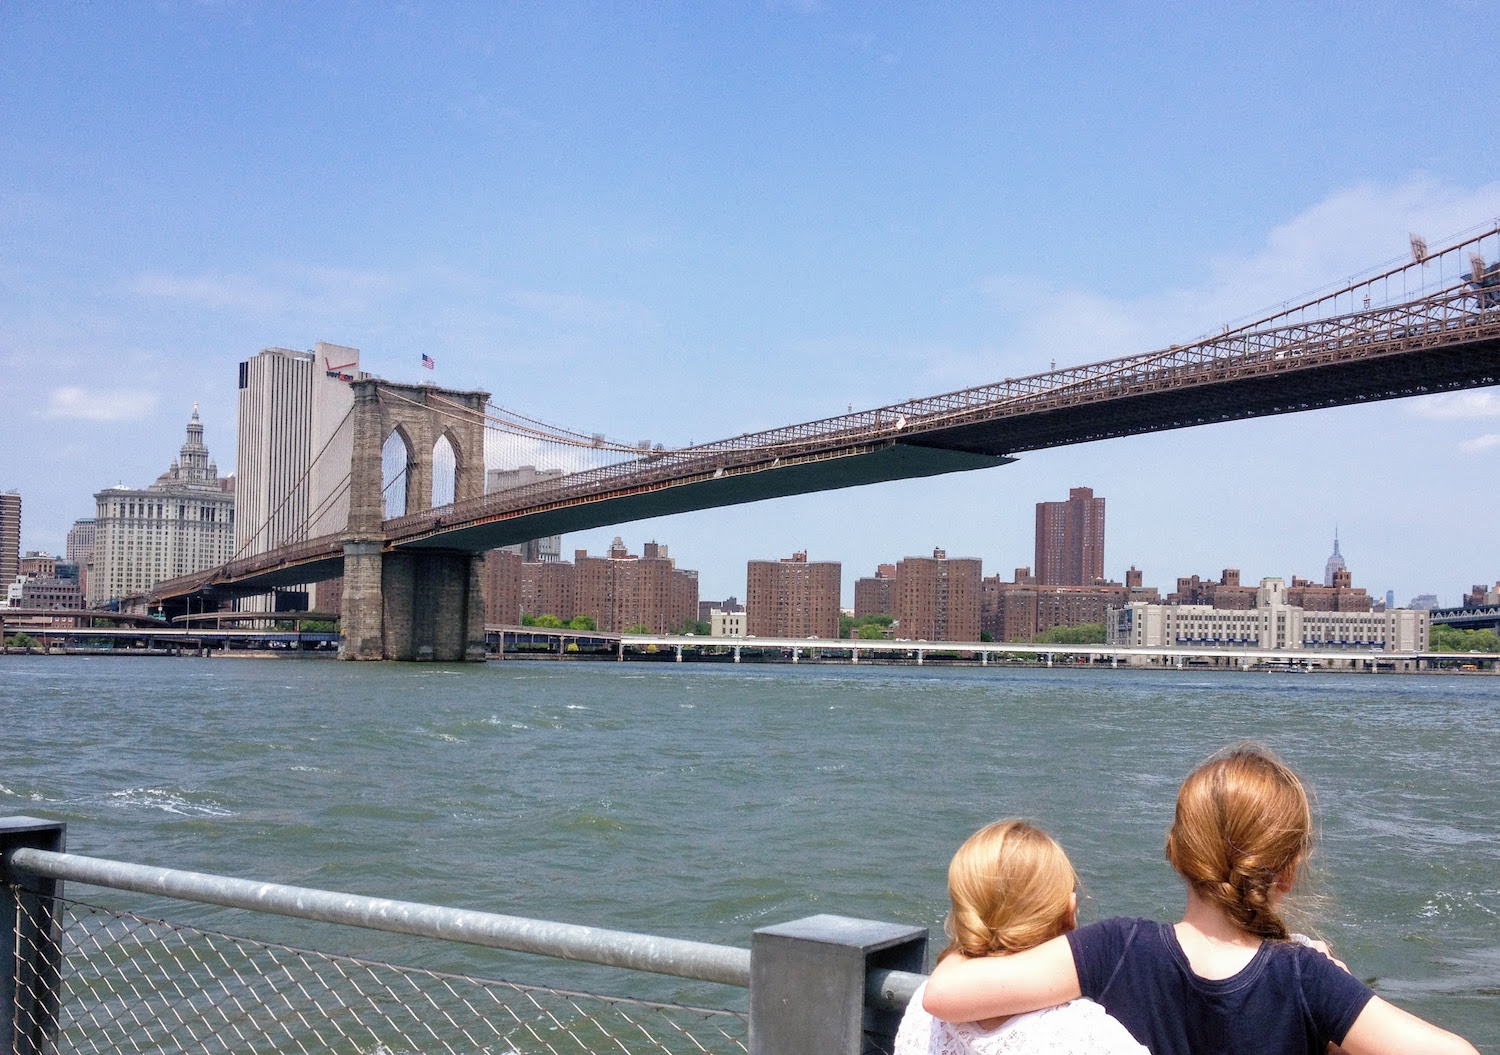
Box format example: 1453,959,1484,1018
1067,917,1375,1055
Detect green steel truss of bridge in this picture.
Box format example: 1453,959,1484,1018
144,222,1500,659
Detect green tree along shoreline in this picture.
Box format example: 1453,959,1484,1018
1429,624,1500,652
1031,623,1107,645
840,613,893,639
520,614,598,631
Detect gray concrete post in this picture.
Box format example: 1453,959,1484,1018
1,817,66,1055
750,914,926,1055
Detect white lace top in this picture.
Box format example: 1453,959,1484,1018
894,982,1150,1055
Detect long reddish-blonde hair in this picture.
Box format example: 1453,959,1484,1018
940,820,1077,962
1165,743,1314,940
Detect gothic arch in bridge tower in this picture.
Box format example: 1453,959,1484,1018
343,378,493,661
431,431,457,509
381,426,415,519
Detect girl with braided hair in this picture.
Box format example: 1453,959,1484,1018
895,820,1147,1055
922,744,1479,1055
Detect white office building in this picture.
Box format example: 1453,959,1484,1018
235,342,365,609
89,407,236,606
1108,577,1429,654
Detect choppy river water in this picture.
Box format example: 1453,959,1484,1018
1,657,1494,1045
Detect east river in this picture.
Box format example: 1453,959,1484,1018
1,656,1495,1046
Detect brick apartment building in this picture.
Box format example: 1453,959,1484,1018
1169,567,1370,613
982,565,1159,642
894,549,981,642
575,538,698,634
1035,486,1105,586
853,564,896,618
483,538,696,632
746,552,841,639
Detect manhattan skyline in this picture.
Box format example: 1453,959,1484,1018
2,4,1498,606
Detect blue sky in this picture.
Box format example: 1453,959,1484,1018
3,2,1498,606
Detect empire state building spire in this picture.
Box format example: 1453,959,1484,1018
1323,528,1347,587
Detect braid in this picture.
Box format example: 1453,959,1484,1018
1166,744,1312,942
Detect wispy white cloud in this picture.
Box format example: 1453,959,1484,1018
44,387,158,422
132,266,399,318
1459,433,1500,453
980,176,1500,365
1409,391,1500,420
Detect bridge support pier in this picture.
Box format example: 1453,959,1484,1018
340,545,487,662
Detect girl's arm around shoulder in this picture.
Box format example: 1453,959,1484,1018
921,933,1081,1023
1339,996,1479,1055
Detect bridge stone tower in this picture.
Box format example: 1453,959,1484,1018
342,379,491,661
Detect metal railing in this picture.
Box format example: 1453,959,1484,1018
2,822,928,1055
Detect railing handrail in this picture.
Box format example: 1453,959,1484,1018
4,846,750,987
1,845,927,1009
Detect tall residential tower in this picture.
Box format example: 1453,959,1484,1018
1035,486,1105,586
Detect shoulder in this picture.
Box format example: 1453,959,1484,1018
1066,916,1160,959
1002,1000,1151,1055
1067,917,1172,1002
1257,940,1376,1041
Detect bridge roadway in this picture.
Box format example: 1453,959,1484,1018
491,627,1466,670
1429,604,1500,631
151,273,1500,608
2,622,1471,669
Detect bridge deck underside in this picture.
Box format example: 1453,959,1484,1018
166,444,1011,600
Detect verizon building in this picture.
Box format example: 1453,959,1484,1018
1035,486,1105,586
235,342,365,610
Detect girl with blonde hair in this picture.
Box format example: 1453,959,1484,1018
895,819,1147,1055
922,744,1480,1055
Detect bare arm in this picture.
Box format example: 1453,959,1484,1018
921,933,1082,1022
1339,996,1479,1055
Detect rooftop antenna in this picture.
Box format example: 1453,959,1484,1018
1410,233,1430,264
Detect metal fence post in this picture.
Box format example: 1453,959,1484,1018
750,914,926,1055
1,817,67,1055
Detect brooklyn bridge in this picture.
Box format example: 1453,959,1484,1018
148,223,1500,660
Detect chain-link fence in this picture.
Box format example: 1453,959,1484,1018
11,895,749,1055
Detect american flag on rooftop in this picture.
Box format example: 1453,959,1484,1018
421,354,435,370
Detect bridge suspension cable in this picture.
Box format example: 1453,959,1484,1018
230,404,355,562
